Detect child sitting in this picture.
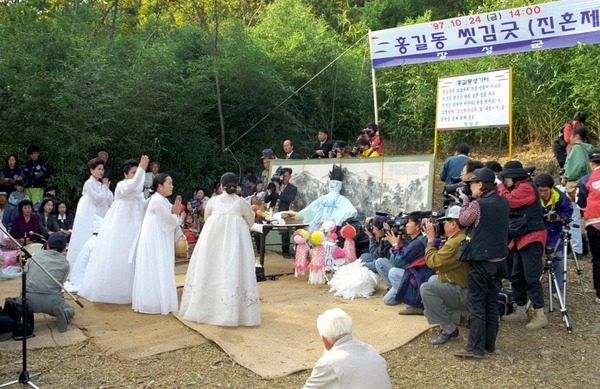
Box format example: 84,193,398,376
8,179,30,206
182,213,199,244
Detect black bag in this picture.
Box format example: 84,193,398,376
0,307,16,335
255,266,266,282
456,237,471,262
498,289,515,317
508,214,529,239
553,124,569,168
3,297,34,339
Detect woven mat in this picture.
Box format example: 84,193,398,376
175,270,434,378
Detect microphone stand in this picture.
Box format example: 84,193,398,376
0,224,84,388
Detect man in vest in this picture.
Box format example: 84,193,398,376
576,150,600,305
498,161,548,330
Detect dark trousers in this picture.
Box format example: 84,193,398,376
281,231,291,255
467,260,507,356
509,242,544,308
585,226,600,296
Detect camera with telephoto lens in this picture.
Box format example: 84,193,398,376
443,182,470,198
420,209,445,237
267,166,283,191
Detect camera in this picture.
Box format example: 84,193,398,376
545,211,558,221
443,182,470,198
377,212,408,235
359,220,374,233
349,146,360,157
420,209,445,237
271,166,283,182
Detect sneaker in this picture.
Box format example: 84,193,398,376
52,306,68,333
431,328,459,345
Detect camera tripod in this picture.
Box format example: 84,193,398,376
536,220,590,333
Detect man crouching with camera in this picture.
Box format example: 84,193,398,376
420,205,469,345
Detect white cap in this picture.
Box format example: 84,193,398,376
438,205,460,220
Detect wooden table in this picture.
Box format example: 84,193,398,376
257,223,308,268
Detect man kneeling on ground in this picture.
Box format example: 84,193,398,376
420,205,468,345
25,232,75,333
303,308,391,389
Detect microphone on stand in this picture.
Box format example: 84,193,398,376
28,231,48,245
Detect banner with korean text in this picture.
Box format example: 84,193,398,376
436,68,511,130
369,0,600,68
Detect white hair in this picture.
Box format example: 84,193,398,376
316,308,352,343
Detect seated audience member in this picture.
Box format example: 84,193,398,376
303,308,391,389
360,215,390,272
242,175,259,197
25,232,75,333
37,197,60,238
0,191,8,224
375,212,426,311
56,201,74,240
309,129,333,159
440,143,470,185
182,213,199,244
1,200,18,231
10,199,42,244
535,173,573,292
0,154,21,196
8,178,29,206
33,185,58,213
420,206,468,345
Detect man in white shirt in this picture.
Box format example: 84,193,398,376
304,308,392,389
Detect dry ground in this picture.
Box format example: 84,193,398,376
2,144,599,388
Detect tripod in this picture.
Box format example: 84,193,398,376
551,219,589,310
0,225,84,388
542,250,572,333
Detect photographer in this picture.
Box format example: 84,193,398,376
328,141,347,158
498,161,548,331
374,212,426,311
535,173,573,293
26,232,75,333
420,206,468,345
355,122,382,154
351,138,380,158
360,215,391,272
455,168,509,358
264,167,297,259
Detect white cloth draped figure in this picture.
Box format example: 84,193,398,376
67,177,113,270
79,167,147,303
299,175,357,231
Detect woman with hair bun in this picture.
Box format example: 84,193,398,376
79,155,149,302
132,173,182,314
67,157,113,270
180,172,260,326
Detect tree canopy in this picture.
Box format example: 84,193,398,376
1,0,598,205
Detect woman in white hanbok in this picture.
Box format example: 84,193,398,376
66,157,113,270
179,173,260,327
132,173,182,314
79,156,149,303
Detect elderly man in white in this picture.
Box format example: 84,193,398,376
303,308,392,389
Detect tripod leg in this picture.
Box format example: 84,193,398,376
569,240,590,309
551,268,573,333
544,262,553,312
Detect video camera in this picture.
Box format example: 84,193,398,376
377,211,408,235
349,146,360,158
267,166,283,191
420,209,445,238
443,182,470,198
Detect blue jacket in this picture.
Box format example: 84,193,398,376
540,187,572,249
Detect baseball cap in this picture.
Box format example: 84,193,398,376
48,232,67,250
0,191,7,196
438,205,461,221
261,149,276,159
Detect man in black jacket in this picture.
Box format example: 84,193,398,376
264,168,298,258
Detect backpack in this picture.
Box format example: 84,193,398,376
553,122,571,168
3,297,34,339
498,289,515,317
0,306,16,335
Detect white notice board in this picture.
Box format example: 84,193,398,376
435,68,511,130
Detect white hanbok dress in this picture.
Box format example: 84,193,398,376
179,193,260,327
79,167,147,303
66,177,113,270
132,192,180,314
